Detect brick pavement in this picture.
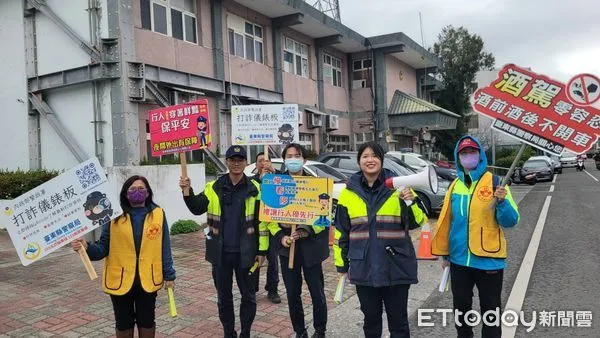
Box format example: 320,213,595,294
0,227,424,338
0,226,404,338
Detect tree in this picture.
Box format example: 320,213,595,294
431,25,495,159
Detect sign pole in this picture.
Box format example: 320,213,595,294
490,142,527,209
180,152,190,196
501,143,527,186
288,224,296,269
264,145,269,161
77,248,98,280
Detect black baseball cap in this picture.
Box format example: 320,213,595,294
226,145,247,159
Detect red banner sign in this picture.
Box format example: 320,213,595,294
148,99,211,157
472,64,600,155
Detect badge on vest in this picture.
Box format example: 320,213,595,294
146,223,162,240
477,186,494,202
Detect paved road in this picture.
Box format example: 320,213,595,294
410,160,600,337
326,178,534,336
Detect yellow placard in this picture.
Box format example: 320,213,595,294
259,175,334,226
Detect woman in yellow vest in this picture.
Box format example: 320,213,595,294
72,175,176,338
431,136,519,338
333,141,428,337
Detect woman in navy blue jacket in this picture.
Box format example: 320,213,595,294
72,175,175,338
334,142,428,338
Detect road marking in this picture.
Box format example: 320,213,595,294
549,185,554,192
552,175,557,184
502,195,552,338
584,170,599,182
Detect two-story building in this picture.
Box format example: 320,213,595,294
1,0,458,170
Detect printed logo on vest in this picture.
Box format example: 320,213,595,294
477,186,494,202
146,223,162,240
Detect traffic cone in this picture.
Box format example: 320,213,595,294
417,222,438,260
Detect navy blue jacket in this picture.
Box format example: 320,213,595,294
335,169,421,287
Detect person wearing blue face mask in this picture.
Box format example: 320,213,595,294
432,136,520,338
268,143,329,338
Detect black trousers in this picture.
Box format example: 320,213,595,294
280,253,327,335
253,236,280,292
450,263,503,338
213,252,257,337
355,284,410,338
109,281,157,331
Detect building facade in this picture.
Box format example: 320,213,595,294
0,0,457,171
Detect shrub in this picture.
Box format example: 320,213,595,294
493,146,536,168
170,219,201,235
0,169,60,199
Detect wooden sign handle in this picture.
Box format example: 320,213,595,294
288,224,296,269
264,145,269,161
180,152,190,197
78,248,98,280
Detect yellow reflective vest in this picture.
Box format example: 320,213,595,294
203,179,270,267
102,208,164,295
432,172,513,259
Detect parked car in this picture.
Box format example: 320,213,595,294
549,155,563,173
436,160,456,169
560,151,578,168
387,151,457,181
316,152,449,214
529,155,561,174
244,158,347,200
509,167,537,185
521,159,554,182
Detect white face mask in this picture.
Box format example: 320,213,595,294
285,158,303,173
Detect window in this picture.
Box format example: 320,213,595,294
338,157,360,171
284,37,308,77
227,15,263,63
352,58,372,88
324,54,342,87
354,132,373,149
329,135,350,152
141,0,197,44
299,133,313,151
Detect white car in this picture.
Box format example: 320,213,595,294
244,158,347,200
560,152,578,168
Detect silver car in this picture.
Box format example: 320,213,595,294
316,152,449,214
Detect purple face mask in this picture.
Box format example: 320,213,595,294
127,189,147,205
459,153,480,170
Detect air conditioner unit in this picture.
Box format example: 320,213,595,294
326,115,339,131
298,110,304,125
352,80,367,89
307,113,323,129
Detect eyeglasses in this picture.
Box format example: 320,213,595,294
128,187,147,192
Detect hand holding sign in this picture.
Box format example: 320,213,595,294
0,157,122,271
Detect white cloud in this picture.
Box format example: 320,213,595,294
339,0,600,83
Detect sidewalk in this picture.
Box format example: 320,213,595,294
0,225,426,338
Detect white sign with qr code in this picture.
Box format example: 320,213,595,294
0,157,122,266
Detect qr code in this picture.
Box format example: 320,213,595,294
282,106,296,120
76,163,101,189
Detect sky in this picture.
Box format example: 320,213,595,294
338,0,600,83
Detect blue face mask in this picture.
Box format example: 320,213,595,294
285,158,303,173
